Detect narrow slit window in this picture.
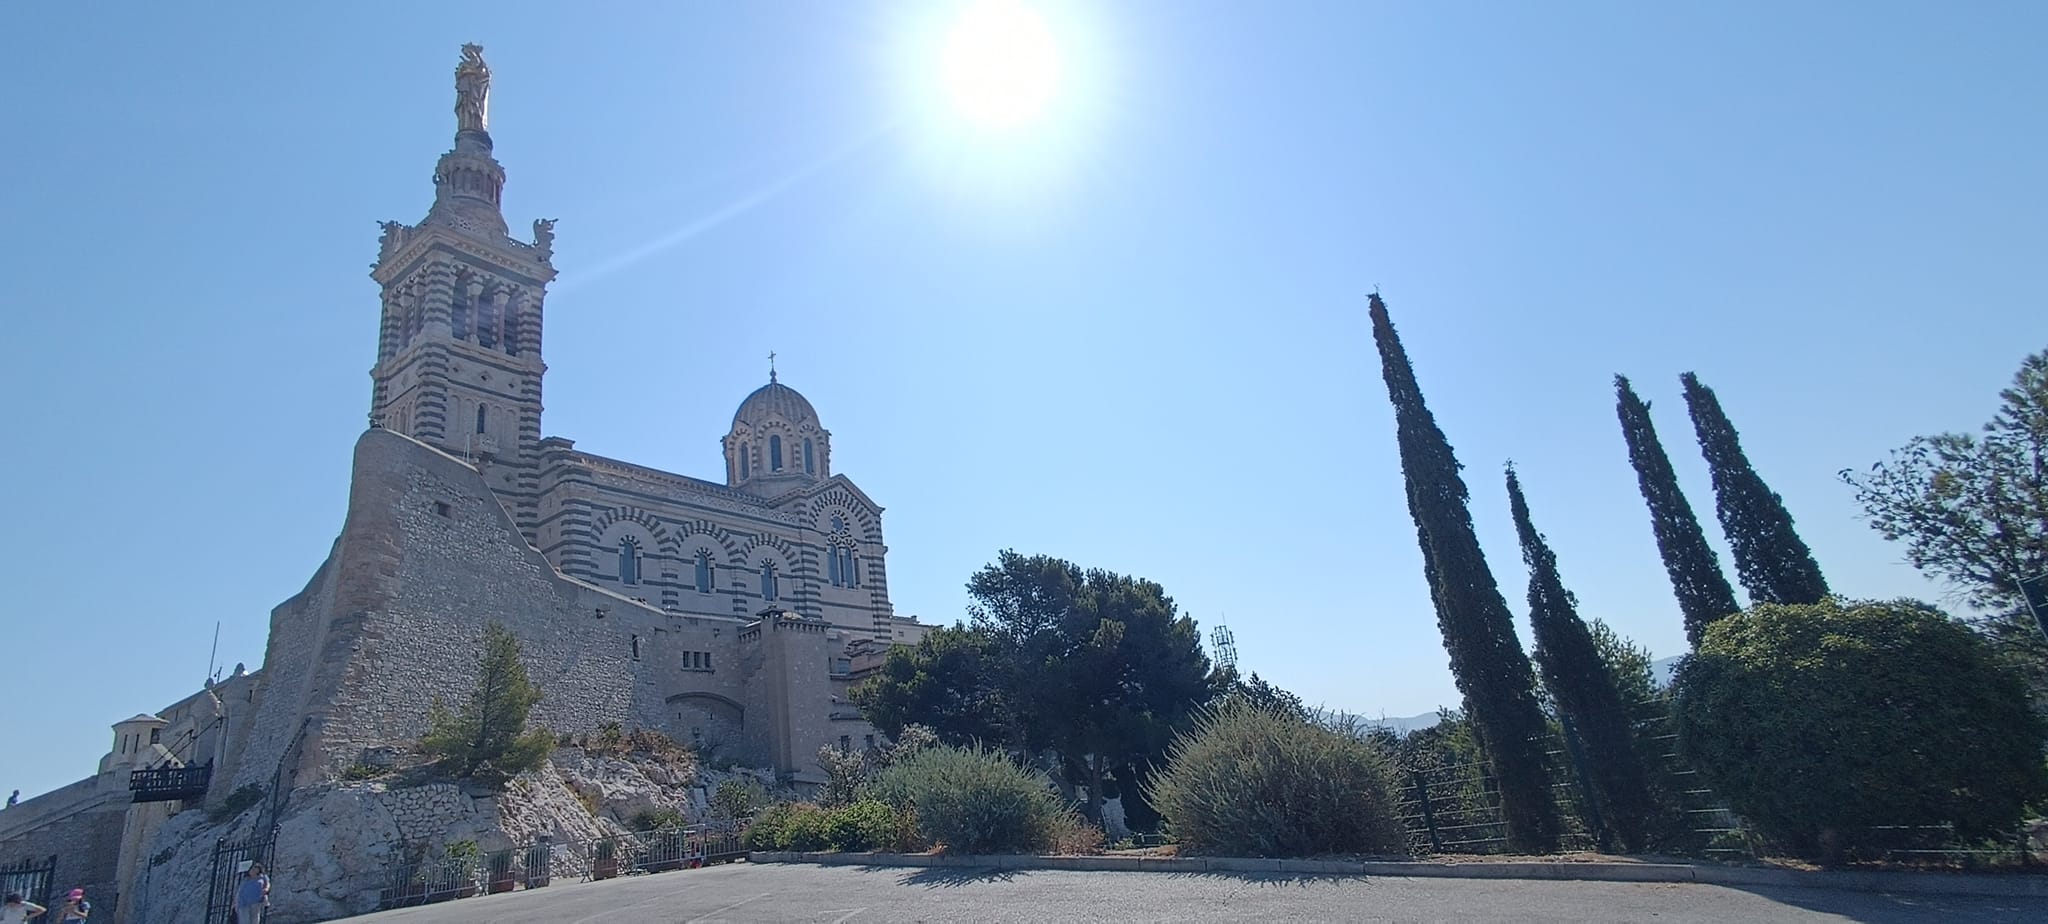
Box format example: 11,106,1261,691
619,539,640,585
804,439,815,474
770,435,784,472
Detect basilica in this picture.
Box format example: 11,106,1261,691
213,44,929,796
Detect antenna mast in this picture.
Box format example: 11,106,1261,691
1210,614,1238,671
206,620,221,686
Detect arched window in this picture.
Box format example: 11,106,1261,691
476,403,488,434
770,435,784,472
695,550,713,594
828,548,841,586
739,443,750,480
618,539,640,585
804,439,815,474
847,551,859,588
760,563,778,602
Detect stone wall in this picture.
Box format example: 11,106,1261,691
0,797,126,913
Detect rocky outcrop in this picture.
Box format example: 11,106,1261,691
126,746,709,924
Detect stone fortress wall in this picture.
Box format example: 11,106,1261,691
219,427,878,797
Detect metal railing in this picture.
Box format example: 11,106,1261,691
373,825,747,911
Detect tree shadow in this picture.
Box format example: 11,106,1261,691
883,866,1027,888
1720,884,2040,923
1166,871,1373,888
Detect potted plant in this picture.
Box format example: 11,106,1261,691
592,837,619,881
487,848,517,894
441,840,481,900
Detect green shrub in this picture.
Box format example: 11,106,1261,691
1147,699,1408,857
1674,600,2048,859
826,800,897,851
631,807,686,831
776,802,833,851
862,745,1075,854
713,778,766,821
742,802,792,851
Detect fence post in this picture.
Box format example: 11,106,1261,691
1410,769,1443,854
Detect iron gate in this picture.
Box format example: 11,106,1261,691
0,855,56,911
205,827,277,924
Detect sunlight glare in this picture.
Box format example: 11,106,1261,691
940,0,1063,129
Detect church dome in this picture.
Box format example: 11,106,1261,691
732,378,820,429
723,372,832,493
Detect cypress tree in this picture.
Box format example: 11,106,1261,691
1615,376,1742,646
1505,465,1655,852
1369,293,1559,853
1681,372,1830,606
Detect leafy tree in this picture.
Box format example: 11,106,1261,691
853,553,1215,830
1368,293,1559,852
1672,600,2048,860
420,622,554,779
964,551,1215,828
849,626,1011,745
1841,349,2048,611
1210,665,1310,722
1681,372,1830,606
1840,348,2048,708
1615,375,1743,645
1148,699,1408,857
1585,618,1659,711
1505,466,1656,852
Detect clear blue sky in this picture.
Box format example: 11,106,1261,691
4,2,2043,801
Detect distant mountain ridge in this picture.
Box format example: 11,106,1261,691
1342,656,1683,736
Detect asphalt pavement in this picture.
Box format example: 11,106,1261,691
333,861,2038,923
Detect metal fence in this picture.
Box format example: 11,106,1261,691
374,825,747,911
1392,697,1764,858
1389,698,2039,866
0,855,56,912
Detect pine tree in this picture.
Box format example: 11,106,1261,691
1615,376,1742,646
421,622,554,779
1505,465,1656,852
1369,293,1559,853
1681,372,1830,606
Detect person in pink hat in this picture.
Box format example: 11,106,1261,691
54,890,85,923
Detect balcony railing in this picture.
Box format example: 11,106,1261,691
129,764,212,803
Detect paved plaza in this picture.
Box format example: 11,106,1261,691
334,861,2037,923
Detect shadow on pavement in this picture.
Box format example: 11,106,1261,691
1164,871,1373,887
884,866,1027,888
1719,884,2039,923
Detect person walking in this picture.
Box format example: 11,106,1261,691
0,893,47,923
233,863,270,924
54,890,85,923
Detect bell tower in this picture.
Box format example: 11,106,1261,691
368,44,555,538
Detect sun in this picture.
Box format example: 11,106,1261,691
939,0,1063,129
